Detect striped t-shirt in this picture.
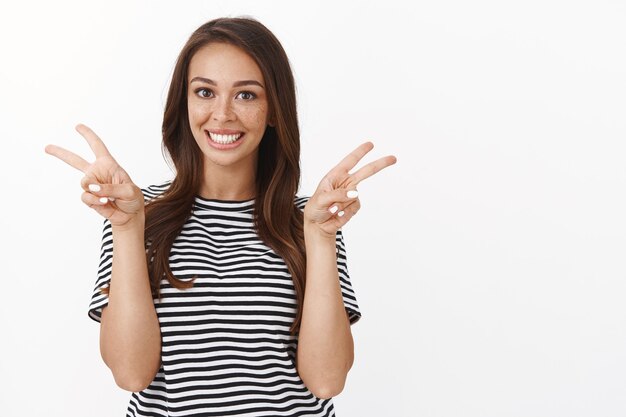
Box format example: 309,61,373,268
88,181,361,417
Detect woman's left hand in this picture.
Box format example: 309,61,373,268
303,142,397,238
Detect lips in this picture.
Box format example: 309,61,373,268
206,130,244,145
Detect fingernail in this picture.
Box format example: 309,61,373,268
347,190,358,198
108,197,116,202
329,205,339,214
99,197,108,204
338,210,345,217
89,184,101,192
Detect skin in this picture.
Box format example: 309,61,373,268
187,42,271,200
45,126,159,392
44,42,398,397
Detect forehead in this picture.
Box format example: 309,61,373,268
188,42,264,84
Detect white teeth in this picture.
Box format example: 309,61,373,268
208,132,242,144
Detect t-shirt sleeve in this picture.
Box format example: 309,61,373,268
86,180,171,323
296,195,362,325
88,218,113,323
335,228,362,325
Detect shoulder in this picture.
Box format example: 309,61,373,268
295,195,311,211
140,179,173,203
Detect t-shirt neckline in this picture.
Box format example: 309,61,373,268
193,195,256,211
194,195,256,204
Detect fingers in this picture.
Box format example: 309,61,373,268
44,123,114,172
336,198,361,223
328,142,397,187
81,190,112,207
80,177,138,201
44,144,90,172
350,155,397,185
75,123,113,159
315,188,360,216
81,190,117,221
333,142,375,174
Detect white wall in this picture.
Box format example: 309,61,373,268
1,1,625,416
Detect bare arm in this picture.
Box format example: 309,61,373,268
100,215,161,392
297,226,354,399
298,141,397,398
45,124,161,392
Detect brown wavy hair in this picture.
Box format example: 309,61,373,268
145,17,305,334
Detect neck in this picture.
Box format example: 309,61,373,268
197,156,257,201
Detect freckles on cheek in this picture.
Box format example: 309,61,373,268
254,112,266,125
245,104,269,126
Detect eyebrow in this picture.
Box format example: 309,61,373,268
189,77,264,89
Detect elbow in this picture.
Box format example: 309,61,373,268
296,343,354,399
299,363,351,399
307,381,346,400
101,357,158,392
104,356,160,393
100,341,161,392
112,370,155,392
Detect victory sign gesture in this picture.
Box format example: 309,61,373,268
44,124,145,228
304,142,397,238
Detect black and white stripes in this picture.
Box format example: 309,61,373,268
88,181,361,417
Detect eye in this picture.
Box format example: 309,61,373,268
194,88,214,98
236,91,256,100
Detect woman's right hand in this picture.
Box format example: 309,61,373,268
45,123,145,228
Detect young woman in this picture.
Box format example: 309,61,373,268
45,17,396,417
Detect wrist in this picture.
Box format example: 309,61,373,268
304,222,336,243
111,214,145,234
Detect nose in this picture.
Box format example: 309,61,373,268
212,97,236,122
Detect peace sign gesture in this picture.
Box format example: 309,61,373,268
44,124,145,228
303,142,397,238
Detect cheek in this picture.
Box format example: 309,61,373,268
187,100,210,124
241,104,269,128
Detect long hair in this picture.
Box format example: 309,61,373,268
144,17,305,334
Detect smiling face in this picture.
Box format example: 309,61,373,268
187,42,270,173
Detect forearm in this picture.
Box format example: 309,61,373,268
100,216,161,391
297,225,354,399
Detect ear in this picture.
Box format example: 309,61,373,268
267,112,276,127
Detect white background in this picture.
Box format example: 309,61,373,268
1,1,625,416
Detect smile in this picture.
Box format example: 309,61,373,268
207,131,243,144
